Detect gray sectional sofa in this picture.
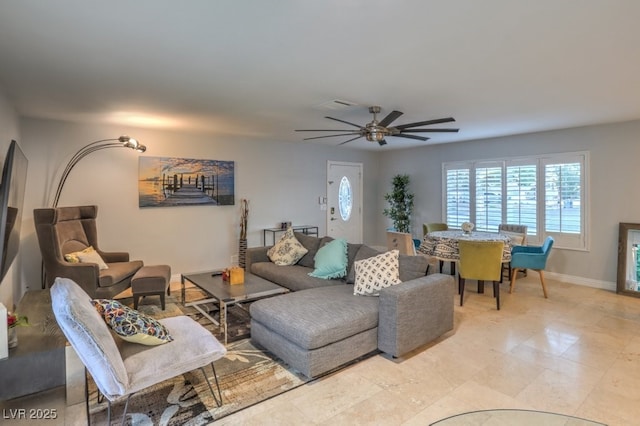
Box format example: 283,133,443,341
247,232,455,378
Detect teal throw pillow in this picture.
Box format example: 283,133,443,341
308,238,348,279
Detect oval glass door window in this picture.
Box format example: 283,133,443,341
338,176,352,221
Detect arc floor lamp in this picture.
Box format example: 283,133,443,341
42,135,147,288
51,135,146,208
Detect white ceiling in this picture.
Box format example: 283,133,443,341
1,1,640,150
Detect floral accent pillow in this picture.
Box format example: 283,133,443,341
91,299,173,345
353,250,402,296
267,227,309,266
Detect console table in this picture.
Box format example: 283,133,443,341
0,290,66,400
263,225,318,245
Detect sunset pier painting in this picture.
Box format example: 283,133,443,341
139,156,235,207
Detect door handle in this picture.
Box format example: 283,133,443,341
330,217,337,221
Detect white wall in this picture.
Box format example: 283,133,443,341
19,118,381,292
16,116,640,296
0,89,20,308
377,119,640,289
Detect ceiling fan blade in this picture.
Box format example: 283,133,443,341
378,110,403,127
338,135,363,145
395,117,455,130
401,128,459,133
325,116,363,129
378,139,387,146
303,132,361,141
295,129,356,132
394,134,430,141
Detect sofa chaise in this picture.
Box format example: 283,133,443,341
246,232,455,378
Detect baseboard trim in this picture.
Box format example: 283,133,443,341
545,271,615,291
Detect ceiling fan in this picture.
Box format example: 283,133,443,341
295,106,459,146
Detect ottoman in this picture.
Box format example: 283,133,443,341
131,265,171,310
250,285,379,378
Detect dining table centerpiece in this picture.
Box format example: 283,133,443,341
461,222,475,235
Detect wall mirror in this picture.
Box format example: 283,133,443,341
617,222,640,297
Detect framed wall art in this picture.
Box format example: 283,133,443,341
139,156,235,207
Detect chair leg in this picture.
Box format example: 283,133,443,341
538,270,548,298
201,362,224,407
510,268,520,293
106,393,133,426
459,278,466,306
133,295,139,310
439,260,444,273
449,261,456,276
494,280,500,310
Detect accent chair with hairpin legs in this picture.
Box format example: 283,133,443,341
51,277,226,424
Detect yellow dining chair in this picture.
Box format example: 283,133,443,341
424,222,455,275
458,240,505,310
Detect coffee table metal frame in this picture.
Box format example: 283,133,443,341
181,270,289,345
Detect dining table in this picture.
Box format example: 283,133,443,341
418,229,513,291
418,229,513,262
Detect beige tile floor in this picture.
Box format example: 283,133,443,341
3,274,640,425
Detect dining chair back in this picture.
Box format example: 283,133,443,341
424,222,455,275
425,222,448,234
458,240,505,310
498,223,528,279
510,236,554,298
386,231,416,255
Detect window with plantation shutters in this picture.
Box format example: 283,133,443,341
506,163,537,234
475,165,502,232
445,168,470,228
442,152,588,250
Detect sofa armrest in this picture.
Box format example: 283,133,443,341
245,246,272,272
378,273,454,357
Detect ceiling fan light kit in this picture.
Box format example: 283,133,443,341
296,105,459,146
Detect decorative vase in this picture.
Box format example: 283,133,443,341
239,238,247,269
8,327,17,349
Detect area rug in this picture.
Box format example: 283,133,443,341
88,286,310,425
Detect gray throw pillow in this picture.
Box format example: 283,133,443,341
398,254,430,281
294,232,322,268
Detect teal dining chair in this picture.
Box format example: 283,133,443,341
509,236,554,298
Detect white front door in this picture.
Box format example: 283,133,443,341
327,161,363,243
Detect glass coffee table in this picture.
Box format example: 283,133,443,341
181,271,289,345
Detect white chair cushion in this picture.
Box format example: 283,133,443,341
51,277,128,399
120,316,227,395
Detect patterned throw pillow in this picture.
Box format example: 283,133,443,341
353,250,402,296
64,246,96,263
91,299,173,345
267,227,309,266
64,246,109,270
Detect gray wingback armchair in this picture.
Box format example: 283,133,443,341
34,205,143,298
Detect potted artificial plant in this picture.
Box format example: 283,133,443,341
383,174,414,234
